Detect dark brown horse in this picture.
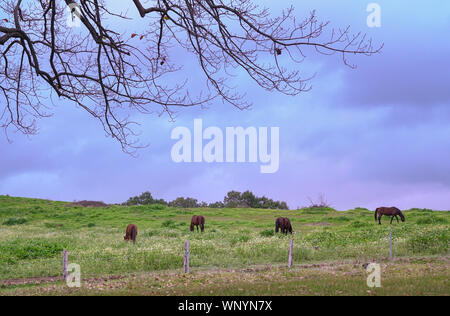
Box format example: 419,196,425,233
124,224,138,244
190,215,205,232
275,217,292,235
374,207,405,225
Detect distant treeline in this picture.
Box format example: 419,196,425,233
124,191,289,210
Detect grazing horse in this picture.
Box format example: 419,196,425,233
190,215,205,232
275,217,293,235
374,207,405,225
124,224,138,244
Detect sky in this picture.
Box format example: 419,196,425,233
1,1,450,210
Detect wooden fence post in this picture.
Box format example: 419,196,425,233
389,229,393,261
184,240,190,273
63,250,68,280
288,239,293,268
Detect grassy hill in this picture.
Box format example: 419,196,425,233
0,195,448,295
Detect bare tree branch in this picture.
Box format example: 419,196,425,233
0,0,382,153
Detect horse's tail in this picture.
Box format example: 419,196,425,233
275,218,280,233
374,208,378,221
200,216,205,232
131,225,137,244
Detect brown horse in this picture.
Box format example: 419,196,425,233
124,224,138,244
190,215,205,232
374,207,405,225
275,217,292,235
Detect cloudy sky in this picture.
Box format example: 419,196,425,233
1,0,449,210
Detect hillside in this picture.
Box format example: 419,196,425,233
0,195,448,295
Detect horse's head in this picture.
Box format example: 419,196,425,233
399,211,405,222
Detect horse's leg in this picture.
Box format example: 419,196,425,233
390,216,394,224
378,214,382,225
396,215,399,223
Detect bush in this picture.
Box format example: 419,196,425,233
147,230,159,237
416,216,447,225
301,207,334,214
125,191,168,206
349,220,368,228
44,223,64,228
148,204,166,210
230,234,251,246
334,216,351,222
407,229,449,255
260,229,275,237
0,239,65,263
305,231,338,247
161,220,177,228
169,197,200,208
409,208,433,212
3,218,27,226
239,235,250,243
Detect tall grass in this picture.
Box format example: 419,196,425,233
0,195,448,280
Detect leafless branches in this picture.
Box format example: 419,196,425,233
0,0,382,152
307,193,330,208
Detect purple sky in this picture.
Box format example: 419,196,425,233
1,1,450,210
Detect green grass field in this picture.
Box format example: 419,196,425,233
0,195,448,296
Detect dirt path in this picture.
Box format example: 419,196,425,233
1,256,447,289
0,275,124,287
0,276,63,287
